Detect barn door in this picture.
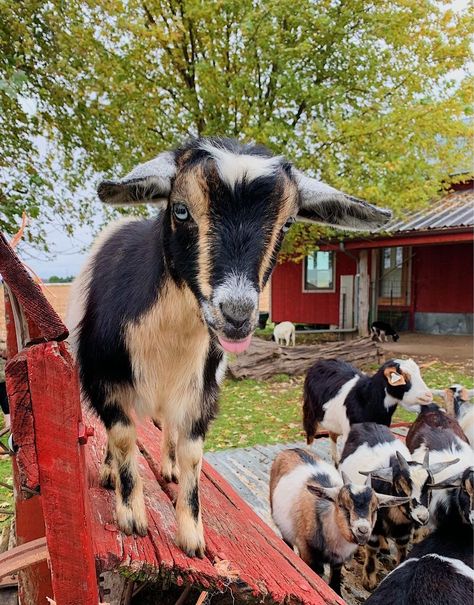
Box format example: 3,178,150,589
339,275,355,329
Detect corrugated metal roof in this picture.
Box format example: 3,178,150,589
383,188,474,234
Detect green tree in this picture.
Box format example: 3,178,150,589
1,0,472,256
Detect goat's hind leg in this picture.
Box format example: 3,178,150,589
104,405,147,536
99,444,116,490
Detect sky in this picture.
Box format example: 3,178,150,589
22,0,472,279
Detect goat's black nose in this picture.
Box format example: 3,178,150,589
220,300,254,330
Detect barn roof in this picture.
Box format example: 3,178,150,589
384,185,474,234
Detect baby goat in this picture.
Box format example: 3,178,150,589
303,358,432,462
339,422,456,590
444,384,474,449
272,321,296,347
366,469,474,605
406,403,474,529
269,448,408,595
68,137,391,557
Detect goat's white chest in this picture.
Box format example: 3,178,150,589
124,285,211,419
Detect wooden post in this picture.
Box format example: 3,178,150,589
358,250,370,337
26,341,99,605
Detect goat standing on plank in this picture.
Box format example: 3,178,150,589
269,448,408,596
303,358,433,463
273,321,296,346
67,137,391,557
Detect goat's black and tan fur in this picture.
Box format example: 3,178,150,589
68,137,390,556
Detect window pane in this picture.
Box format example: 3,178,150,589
304,251,334,290
379,247,404,299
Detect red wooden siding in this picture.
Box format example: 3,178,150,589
271,253,356,324
413,243,473,314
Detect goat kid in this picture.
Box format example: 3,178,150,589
269,448,408,595
339,422,456,590
366,471,474,605
303,358,432,462
444,384,474,449
272,321,296,347
406,403,474,529
68,137,391,557
370,321,399,343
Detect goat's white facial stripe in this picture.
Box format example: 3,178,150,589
200,141,282,188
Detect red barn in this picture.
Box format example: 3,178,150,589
271,180,474,335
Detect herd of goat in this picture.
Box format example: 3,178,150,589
270,357,474,603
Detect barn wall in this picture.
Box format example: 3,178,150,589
271,252,356,324
413,242,473,334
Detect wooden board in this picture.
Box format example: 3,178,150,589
84,408,345,605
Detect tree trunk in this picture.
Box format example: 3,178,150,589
358,250,370,337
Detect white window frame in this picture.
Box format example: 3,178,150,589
302,250,337,293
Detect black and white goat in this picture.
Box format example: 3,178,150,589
444,384,474,449
406,403,474,529
67,137,391,556
303,358,432,462
269,448,408,595
370,321,399,343
339,422,456,590
366,467,474,604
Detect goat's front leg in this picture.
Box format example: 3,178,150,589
395,533,411,564
175,432,205,557
160,422,180,483
362,535,379,591
107,412,147,536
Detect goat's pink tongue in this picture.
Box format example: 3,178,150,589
218,335,252,354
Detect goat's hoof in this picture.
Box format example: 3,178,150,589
117,500,148,537
176,530,205,559
362,576,377,592
161,463,180,484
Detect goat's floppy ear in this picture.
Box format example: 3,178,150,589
427,473,463,490
307,483,339,502
429,458,460,476
383,367,406,386
294,169,392,231
375,493,411,508
98,152,176,206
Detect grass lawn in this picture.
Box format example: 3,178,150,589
206,361,473,451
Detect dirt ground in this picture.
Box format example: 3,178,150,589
381,332,473,367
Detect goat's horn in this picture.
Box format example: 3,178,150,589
429,458,460,475
365,472,372,487
341,470,351,485
396,451,410,473
360,467,393,482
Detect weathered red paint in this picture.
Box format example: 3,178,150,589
27,341,99,605
342,229,473,250
272,253,356,324
413,243,473,314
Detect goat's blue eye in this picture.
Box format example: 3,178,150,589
282,217,295,233
173,203,190,222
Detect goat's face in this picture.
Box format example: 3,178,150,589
98,137,391,352
337,484,379,545
388,456,431,526
383,358,433,410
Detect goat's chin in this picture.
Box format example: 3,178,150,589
217,334,252,354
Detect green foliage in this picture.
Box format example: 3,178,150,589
0,1,472,251
47,275,74,283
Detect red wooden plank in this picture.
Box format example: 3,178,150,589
5,349,53,603
0,538,48,579
0,233,68,342
136,419,344,605
26,341,99,605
